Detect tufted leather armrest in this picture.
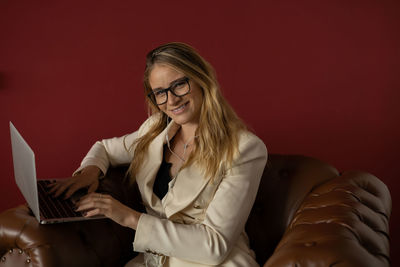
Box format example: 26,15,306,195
0,166,143,267
264,170,392,267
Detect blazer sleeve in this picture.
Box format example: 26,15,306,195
73,116,157,176
133,132,268,265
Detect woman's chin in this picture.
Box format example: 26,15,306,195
171,117,188,125
169,114,195,127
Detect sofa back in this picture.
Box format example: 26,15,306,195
245,154,339,264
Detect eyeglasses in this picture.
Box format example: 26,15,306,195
147,77,191,105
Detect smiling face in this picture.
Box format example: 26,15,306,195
149,64,203,129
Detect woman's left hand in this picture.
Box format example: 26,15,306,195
76,193,141,230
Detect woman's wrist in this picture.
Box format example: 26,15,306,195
82,165,102,179
126,210,142,230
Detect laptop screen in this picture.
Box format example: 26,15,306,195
10,122,40,222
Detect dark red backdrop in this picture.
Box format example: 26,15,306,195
1,0,399,264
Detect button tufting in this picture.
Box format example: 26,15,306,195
9,249,13,254
1,257,6,262
18,249,23,254
304,241,317,247
26,259,31,264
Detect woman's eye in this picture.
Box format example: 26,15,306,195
154,90,164,96
174,81,185,88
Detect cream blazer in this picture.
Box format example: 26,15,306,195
75,115,268,267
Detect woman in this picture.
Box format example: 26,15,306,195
49,42,268,266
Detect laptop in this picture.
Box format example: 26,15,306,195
9,121,104,224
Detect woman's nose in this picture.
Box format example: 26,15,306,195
167,90,180,105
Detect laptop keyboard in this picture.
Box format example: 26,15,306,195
37,180,83,219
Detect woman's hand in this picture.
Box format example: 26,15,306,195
48,165,101,199
76,193,142,229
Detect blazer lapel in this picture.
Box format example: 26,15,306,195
163,163,211,218
136,120,180,215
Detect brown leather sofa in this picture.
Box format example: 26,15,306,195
0,154,392,266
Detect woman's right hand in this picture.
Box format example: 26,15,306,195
48,165,102,199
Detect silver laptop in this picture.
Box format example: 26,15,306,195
9,121,104,224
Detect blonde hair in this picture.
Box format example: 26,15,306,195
129,42,246,181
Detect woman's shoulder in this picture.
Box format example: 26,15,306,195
238,129,266,147
237,130,268,158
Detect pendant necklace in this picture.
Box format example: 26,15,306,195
167,135,198,163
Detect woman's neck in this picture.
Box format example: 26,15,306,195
179,123,198,143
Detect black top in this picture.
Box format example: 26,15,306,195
153,144,173,200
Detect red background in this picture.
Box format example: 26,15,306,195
1,0,399,264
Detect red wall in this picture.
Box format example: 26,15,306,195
1,0,399,263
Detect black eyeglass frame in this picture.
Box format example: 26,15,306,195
147,77,191,105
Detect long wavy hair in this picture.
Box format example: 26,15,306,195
128,42,246,181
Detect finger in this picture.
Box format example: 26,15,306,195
48,183,61,194
50,183,68,195
76,198,107,213
81,192,102,201
53,180,75,197
47,182,57,188
75,194,93,207
77,194,112,211
76,202,95,212
76,193,103,208
76,199,97,212
84,208,103,217
54,184,69,197
64,183,84,199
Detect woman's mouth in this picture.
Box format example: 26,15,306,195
171,102,188,115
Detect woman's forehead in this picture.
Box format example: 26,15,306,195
149,64,185,89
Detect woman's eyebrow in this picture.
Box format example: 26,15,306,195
152,77,186,91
